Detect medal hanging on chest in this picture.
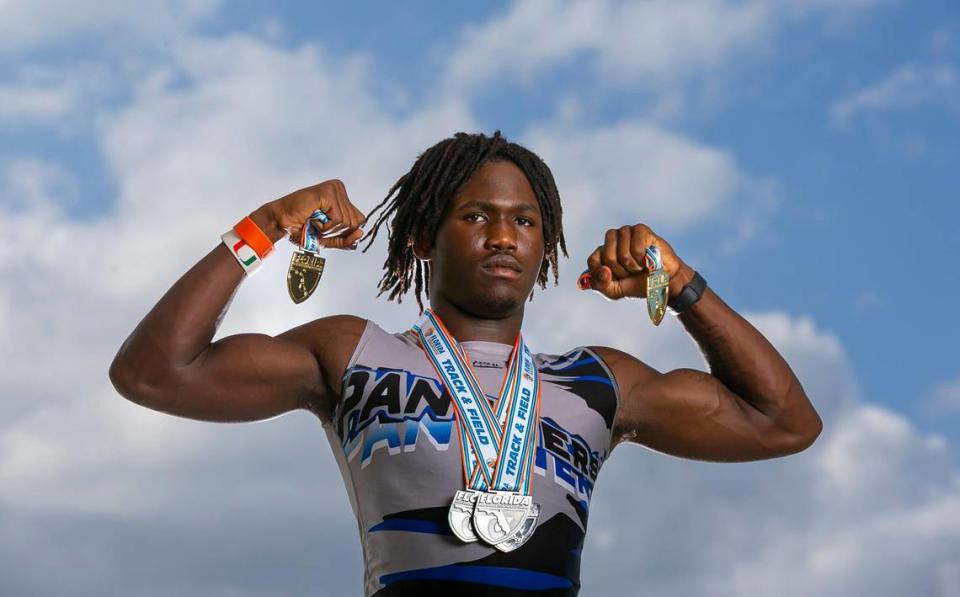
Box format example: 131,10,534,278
644,244,669,326
412,309,542,552
287,209,329,304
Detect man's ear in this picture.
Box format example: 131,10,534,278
411,236,432,261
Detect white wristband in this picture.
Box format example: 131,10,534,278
221,228,264,276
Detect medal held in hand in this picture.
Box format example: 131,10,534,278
287,209,329,304
412,309,543,552
644,244,670,326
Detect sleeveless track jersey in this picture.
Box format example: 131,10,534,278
322,319,621,596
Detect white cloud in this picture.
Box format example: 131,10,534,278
0,0,223,52
524,120,742,230
442,0,605,93
0,62,116,129
591,0,772,88
516,118,780,270
91,33,474,302
441,0,889,98
0,156,78,214
0,80,75,123
831,62,960,125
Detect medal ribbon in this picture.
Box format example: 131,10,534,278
298,209,330,253
413,309,540,494
643,244,663,271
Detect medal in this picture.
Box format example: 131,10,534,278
286,209,329,304
448,489,480,542
473,490,536,547
644,245,669,326
412,309,542,551
494,502,540,552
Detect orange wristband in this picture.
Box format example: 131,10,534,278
234,215,274,259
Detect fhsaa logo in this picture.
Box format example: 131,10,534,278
473,492,534,545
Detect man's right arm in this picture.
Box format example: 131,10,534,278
108,180,368,423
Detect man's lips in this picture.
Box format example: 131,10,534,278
480,255,523,278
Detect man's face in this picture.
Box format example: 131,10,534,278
418,159,546,318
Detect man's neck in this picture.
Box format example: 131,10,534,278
428,295,524,346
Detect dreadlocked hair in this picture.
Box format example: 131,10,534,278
358,129,568,315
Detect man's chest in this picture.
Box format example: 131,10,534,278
335,359,611,481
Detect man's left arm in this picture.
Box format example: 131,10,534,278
584,225,823,462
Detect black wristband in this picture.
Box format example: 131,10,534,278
668,270,707,314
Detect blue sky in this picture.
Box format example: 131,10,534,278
2,1,959,595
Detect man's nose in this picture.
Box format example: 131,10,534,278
485,216,518,251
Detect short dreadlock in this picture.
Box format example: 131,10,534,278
358,130,568,315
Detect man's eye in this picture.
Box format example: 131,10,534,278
466,213,485,221
517,217,534,226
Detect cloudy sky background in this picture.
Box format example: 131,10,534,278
2,0,959,595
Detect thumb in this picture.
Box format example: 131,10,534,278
580,265,617,296
593,265,614,292
577,266,611,291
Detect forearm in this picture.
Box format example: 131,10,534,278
671,264,821,434
109,202,286,392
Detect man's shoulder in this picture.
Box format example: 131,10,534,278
284,314,371,419
306,314,419,371
581,344,620,361
302,313,371,376
301,313,370,344
580,345,650,368
534,344,623,369
577,345,660,399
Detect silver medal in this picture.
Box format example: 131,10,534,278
448,489,480,542
473,491,533,546
495,502,541,552
413,311,544,548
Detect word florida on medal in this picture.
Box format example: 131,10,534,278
412,308,542,552
287,209,329,304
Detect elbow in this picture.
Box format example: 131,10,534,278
772,380,824,455
796,415,823,453
778,409,823,455
108,357,171,407
109,357,137,398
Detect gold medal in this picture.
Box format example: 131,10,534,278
286,209,329,304
287,251,325,304
644,245,669,326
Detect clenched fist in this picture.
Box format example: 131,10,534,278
253,179,367,251
579,224,694,300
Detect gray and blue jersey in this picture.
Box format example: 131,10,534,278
323,319,621,596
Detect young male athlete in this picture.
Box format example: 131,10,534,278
109,130,822,596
